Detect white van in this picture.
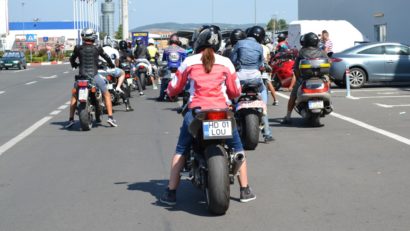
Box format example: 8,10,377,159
287,20,368,53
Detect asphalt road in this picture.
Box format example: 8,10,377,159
0,65,410,231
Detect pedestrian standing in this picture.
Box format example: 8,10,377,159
321,30,333,57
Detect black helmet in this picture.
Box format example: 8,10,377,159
81,28,97,42
135,37,144,45
277,33,287,42
230,29,246,46
119,40,128,51
169,33,181,45
299,35,305,47
193,25,222,53
302,32,319,48
246,26,266,44
263,35,272,45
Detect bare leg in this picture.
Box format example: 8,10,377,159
285,95,296,119
237,159,249,188
288,74,296,90
266,80,277,102
116,70,126,90
69,94,77,119
103,91,113,117
168,154,186,190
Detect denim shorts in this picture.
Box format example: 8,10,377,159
175,110,244,155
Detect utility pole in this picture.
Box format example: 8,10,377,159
122,0,129,40
254,0,256,25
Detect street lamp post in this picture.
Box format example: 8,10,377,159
21,1,25,51
212,0,214,24
254,0,256,25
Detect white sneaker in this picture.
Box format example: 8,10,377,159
115,88,124,94
153,85,158,90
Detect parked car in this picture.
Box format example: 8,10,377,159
0,51,27,70
330,42,410,88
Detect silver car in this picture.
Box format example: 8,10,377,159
330,42,410,88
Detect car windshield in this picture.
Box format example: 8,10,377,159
3,52,20,58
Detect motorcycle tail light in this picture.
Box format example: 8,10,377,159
207,111,228,120
71,88,77,94
139,65,145,69
77,80,88,87
125,73,130,79
91,87,96,93
106,75,112,81
302,81,329,93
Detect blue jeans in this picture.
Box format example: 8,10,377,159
240,79,272,138
175,110,244,155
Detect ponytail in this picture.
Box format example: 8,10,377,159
201,48,215,73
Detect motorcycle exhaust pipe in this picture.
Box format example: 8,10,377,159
232,152,245,176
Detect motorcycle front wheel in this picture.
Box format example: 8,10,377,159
205,144,230,215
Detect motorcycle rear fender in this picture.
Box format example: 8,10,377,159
188,110,237,139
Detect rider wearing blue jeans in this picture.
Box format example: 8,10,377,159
230,26,273,142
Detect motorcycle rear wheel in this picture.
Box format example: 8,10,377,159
242,112,260,150
205,145,230,215
309,113,322,127
78,103,92,131
140,73,146,90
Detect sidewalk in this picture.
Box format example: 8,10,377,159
27,61,70,66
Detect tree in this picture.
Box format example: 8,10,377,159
115,24,123,40
99,32,107,41
267,18,288,32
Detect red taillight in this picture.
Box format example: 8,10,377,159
106,75,112,81
302,82,330,94
139,65,145,69
207,111,228,120
331,58,343,62
77,80,88,87
125,73,130,79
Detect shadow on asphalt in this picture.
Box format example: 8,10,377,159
268,117,322,128
50,121,110,131
121,179,219,217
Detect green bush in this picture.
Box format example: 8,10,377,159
32,57,43,63
0,51,4,58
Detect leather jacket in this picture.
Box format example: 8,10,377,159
70,44,114,77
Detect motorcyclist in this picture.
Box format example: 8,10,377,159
133,37,158,89
147,38,160,88
101,38,133,111
261,35,279,106
282,32,329,124
66,28,118,128
223,29,246,58
118,40,132,63
230,26,274,143
119,40,144,96
157,34,187,101
276,33,289,52
160,25,256,206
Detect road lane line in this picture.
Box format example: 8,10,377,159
332,88,410,93
375,103,410,108
50,110,61,115
63,71,69,74
58,105,69,110
353,95,410,99
41,75,58,79
276,92,410,146
25,81,37,85
0,116,53,157
65,101,71,105
0,91,4,95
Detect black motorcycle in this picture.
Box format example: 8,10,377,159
183,109,245,215
74,75,103,131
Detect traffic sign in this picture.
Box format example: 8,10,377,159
43,36,49,42
25,34,37,42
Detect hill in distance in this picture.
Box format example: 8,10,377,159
130,22,266,32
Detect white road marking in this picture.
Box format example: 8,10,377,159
13,69,27,73
352,95,410,99
276,92,410,146
0,116,52,157
65,101,71,105
375,103,410,108
58,104,69,110
25,81,37,85
41,75,58,79
0,91,4,95
332,88,410,93
49,110,61,115
63,71,69,74
377,92,401,95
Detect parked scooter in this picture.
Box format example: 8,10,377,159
294,58,333,127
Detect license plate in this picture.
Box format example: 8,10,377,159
236,100,267,114
127,78,133,85
5,63,12,66
203,120,233,140
107,84,113,90
308,100,324,109
78,88,88,101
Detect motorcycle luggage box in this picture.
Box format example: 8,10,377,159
299,58,330,78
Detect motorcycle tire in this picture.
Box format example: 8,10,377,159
205,144,230,215
273,75,281,91
309,113,322,127
140,73,146,90
78,103,92,131
242,112,260,150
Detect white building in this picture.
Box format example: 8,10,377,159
298,0,409,44
0,0,9,51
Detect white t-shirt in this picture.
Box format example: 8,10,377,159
100,46,120,63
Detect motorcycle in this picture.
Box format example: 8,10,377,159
73,75,103,131
235,80,266,150
271,49,298,90
120,62,133,98
295,58,333,127
183,109,245,215
135,60,151,90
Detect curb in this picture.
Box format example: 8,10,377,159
27,62,69,66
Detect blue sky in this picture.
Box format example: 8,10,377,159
8,0,298,29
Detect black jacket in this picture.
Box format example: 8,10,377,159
70,44,114,77
294,47,329,78
133,44,149,60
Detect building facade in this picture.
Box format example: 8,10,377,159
101,0,115,37
298,0,409,44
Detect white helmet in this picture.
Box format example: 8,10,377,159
148,38,155,45
81,28,97,41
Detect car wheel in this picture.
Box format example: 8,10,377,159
348,68,366,89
